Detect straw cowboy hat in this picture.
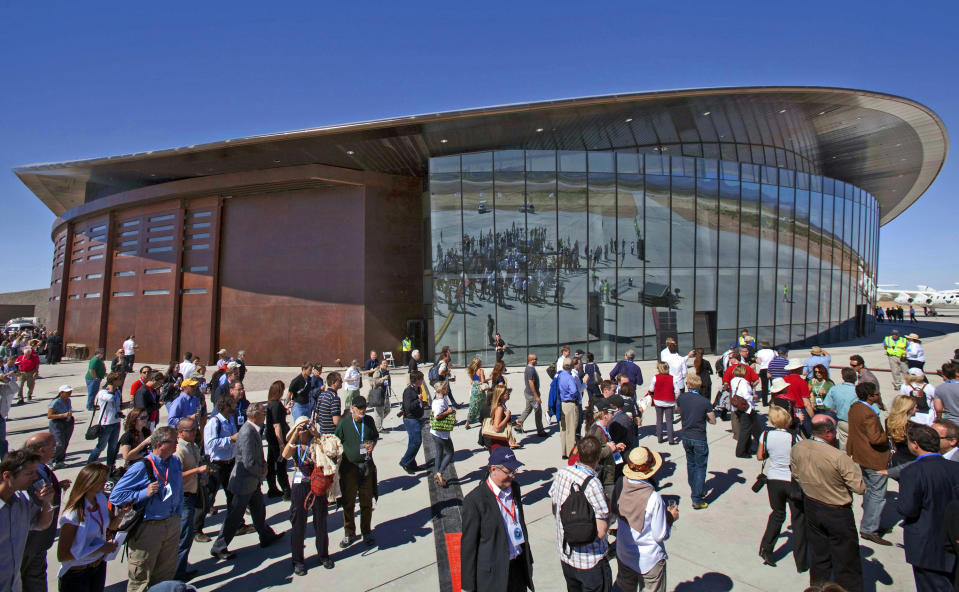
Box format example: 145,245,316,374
769,377,790,393
286,415,316,444
784,358,804,371
810,346,826,355
623,446,664,480
906,333,920,341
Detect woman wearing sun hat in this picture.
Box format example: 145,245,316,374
611,446,677,592
904,333,925,373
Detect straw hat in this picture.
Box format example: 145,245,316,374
784,358,804,371
769,377,790,393
286,415,315,444
622,446,663,480
905,333,920,341
810,346,825,355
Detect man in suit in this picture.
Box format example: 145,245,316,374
461,447,534,592
897,423,959,592
607,392,638,472
210,402,283,559
845,382,892,546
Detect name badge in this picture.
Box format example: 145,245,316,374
162,483,173,501
292,471,304,485
613,451,623,465
508,521,525,547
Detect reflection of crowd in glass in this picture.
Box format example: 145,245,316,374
433,221,651,312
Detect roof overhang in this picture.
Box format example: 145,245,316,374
14,86,948,225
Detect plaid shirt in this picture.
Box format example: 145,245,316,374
549,464,609,569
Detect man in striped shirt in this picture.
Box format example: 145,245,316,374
767,347,790,380
312,372,342,435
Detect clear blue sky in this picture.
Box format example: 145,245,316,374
1,1,955,293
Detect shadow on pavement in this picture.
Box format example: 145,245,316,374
673,571,734,591
703,468,746,503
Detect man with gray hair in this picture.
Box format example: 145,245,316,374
609,349,644,386
210,402,283,560
109,425,184,592
20,432,69,592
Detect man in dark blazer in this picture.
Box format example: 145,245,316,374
211,402,283,559
897,423,959,592
607,392,638,467
461,447,534,592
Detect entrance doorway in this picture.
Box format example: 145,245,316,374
693,311,717,353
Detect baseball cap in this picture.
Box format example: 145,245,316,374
489,447,523,471
606,394,625,409
57,384,72,393
593,398,613,412
217,348,228,355
181,378,199,387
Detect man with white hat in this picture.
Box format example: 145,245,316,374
803,346,831,381
611,446,678,592
216,348,232,370
882,329,908,391
47,385,74,468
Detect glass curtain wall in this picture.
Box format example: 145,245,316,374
430,150,879,365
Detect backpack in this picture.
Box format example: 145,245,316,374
560,473,597,552
428,362,441,385
159,382,179,404
304,464,334,510
113,459,158,537
546,363,557,380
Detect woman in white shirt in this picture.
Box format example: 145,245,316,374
905,334,925,372
730,365,760,458
756,405,807,571
901,368,936,425
85,372,127,470
57,463,128,591
430,380,456,488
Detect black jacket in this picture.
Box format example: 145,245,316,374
402,384,424,419
897,455,959,572
461,479,534,592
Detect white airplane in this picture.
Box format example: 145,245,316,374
877,284,959,311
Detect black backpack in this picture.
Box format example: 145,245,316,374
159,382,179,404
560,474,597,553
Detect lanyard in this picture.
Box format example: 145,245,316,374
573,463,596,477
88,500,105,536
296,445,311,467
352,418,364,441
487,480,517,523
595,422,612,442
147,455,169,487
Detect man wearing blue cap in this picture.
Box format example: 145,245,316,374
461,447,534,592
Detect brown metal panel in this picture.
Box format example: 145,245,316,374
170,201,186,358
362,172,424,360
217,186,365,366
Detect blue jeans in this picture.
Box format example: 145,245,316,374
860,467,888,535
400,417,424,468
86,422,120,468
291,401,312,421
85,378,101,411
431,434,454,476
682,438,709,504
176,492,198,579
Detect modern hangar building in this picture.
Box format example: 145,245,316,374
16,87,948,366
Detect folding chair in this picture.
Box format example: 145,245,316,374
383,351,395,368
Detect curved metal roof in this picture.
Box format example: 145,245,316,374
14,86,947,225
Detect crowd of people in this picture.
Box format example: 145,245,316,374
2,324,959,592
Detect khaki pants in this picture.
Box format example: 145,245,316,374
17,370,36,400
127,515,179,592
615,557,667,592
837,420,849,451
560,402,580,457
887,355,907,390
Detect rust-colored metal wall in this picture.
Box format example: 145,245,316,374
48,164,424,367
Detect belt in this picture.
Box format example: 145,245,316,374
806,496,851,509
211,459,234,465
68,558,103,571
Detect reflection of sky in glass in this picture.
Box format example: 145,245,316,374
429,150,879,363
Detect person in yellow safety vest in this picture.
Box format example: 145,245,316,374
401,336,412,366
884,329,908,391
738,329,756,351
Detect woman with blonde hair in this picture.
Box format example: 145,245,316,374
465,357,487,429
756,405,806,570
57,463,129,591
886,395,918,466
484,383,519,450
649,360,677,444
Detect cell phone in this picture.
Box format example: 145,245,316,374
31,478,46,494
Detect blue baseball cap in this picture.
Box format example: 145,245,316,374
489,448,524,471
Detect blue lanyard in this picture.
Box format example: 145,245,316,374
296,445,311,467
353,418,364,441
596,422,612,442
573,463,595,477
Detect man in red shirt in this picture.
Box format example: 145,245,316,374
722,351,759,385
128,365,152,403
15,346,40,403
